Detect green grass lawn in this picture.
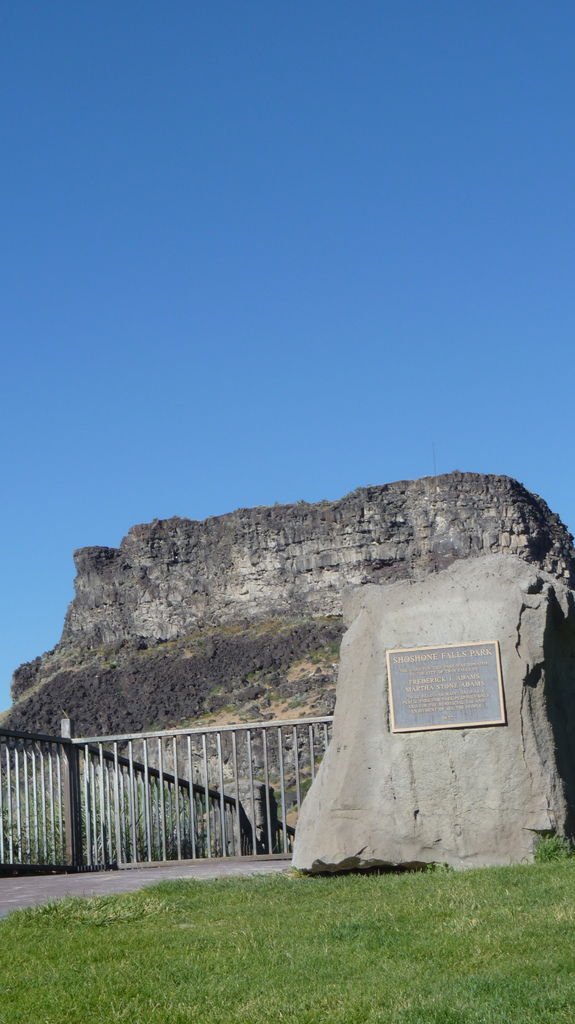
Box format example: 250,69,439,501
1,862,574,1023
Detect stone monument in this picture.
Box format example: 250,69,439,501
292,555,575,871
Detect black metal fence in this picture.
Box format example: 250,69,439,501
0,716,332,871
0,729,68,868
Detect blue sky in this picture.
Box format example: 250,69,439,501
2,2,574,712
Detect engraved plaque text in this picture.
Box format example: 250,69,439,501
386,641,506,733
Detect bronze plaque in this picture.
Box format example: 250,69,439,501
386,641,506,733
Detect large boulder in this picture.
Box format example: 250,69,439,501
292,556,575,871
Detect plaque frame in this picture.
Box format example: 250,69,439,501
386,640,506,733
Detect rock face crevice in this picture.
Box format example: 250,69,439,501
5,472,575,737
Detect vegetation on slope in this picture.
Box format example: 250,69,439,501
4,617,343,735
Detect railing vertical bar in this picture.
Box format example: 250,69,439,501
128,740,137,863
14,744,22,861
246,729,257,856
60,725,81,869
47,747,56,862
202,733,211,858
23,747,30,863
97,744,106,865
6,746,14,863
209,794,217,857
308,725,316,782
89,753,97,864
292,725,302,812
187,735,196,860
195,791,203,857
104,758,113,866
158,738,167,861
31,748,39,862
149,774,155,861
143,739,152,862
172,736,182,860
262,730,273,855
155,774,162,860
138,765,145,861
56,749,64,863
83,744,92,867
163,778,171,860
216,732,226,857
226,804,233,856
277,726,288,854
136,772,144,861
119,764,126,863
231,731,240,857
112,742,122,866
89,753,98,865
40,746,48,862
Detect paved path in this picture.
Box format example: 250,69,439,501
0,859,290,918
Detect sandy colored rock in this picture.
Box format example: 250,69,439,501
292,556,575,871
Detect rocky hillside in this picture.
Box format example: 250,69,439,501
4,472,574,737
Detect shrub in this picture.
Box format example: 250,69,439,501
534,833,574,862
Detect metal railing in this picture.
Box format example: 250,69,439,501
0,715,332,871
0,729,68,868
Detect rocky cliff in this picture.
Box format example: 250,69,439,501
61,471,574,646
4,472,574,737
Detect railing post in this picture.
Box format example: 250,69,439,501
61,719,83,868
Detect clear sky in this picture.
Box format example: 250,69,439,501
2,2,574,712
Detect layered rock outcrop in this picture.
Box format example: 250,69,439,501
4,472,574,737
64,472,573,647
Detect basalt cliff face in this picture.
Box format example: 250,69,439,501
4,473,574,737
60,471,574,646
